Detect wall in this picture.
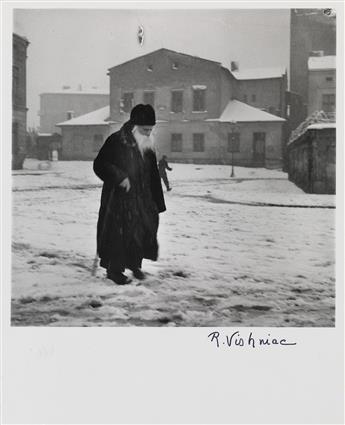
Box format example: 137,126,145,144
39,93,109,134
61,125,112,160
109,49,228,123
154,120,283,167
236,77,286,116
12,34,29,169
220,68,237,112
287,127,335,194
308,69,336,115
154,121,222,163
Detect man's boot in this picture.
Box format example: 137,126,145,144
131,268,146,280
107,271,132,285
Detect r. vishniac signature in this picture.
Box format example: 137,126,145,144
208,331,297,348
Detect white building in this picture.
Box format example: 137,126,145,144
307,55,336,117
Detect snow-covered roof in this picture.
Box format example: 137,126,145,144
307,122,336,130
231,67,285,80
41,89,109,96
56,106,114,126
308,56,336,71
207,100,285,123
287,111,335,145
37,133,53,137
56,107,168,127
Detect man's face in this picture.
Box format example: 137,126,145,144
137,126,154,137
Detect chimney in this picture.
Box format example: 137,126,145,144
66,110,75,120
231,61,239,72
309,50,324,57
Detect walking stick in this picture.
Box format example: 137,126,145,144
91,252,99,276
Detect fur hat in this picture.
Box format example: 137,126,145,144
130,104,156,126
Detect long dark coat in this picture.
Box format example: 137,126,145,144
93,122,166,272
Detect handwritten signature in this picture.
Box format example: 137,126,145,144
208,331,297,348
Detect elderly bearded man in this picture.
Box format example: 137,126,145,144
94,104,166,285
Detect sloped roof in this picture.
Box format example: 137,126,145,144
307,122,336,130
107,47,286,84
231,67,286,80
56,106,114,126
108,48,221,71
207,100,285,123
308,55,336,71
56,106,168,127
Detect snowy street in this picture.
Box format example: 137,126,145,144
11,160,336,327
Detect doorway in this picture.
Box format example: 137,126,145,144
253,132,266,167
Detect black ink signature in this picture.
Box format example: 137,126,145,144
208,331,297,348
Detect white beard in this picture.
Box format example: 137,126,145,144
132,126,156,156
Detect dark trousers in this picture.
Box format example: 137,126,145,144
160,173,170,190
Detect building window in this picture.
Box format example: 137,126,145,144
93,134,103,152
322,94,335,112
227,132,240,152
121,92,134,113
251,94,256,102
326,76,333,82
171,133,183,152
143,91,155,107
172,62,179,70
171,90,183,113
268,106,276,115
147,65,153,72
12,65,19,102
243,94,247,103
193,133,205,152
193,87,206,112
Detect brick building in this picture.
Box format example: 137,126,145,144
39,88,109,134
12,33,29,169
106,48,286,167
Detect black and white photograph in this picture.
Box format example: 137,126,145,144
2,2,344,424
10,6,338,327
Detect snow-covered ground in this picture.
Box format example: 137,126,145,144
11,159,335,327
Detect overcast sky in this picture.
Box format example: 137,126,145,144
14,9,290,128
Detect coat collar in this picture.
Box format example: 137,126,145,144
119,122,137,148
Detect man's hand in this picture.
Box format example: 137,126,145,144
119,177,131,192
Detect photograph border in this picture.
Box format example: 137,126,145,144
2,1,344,424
